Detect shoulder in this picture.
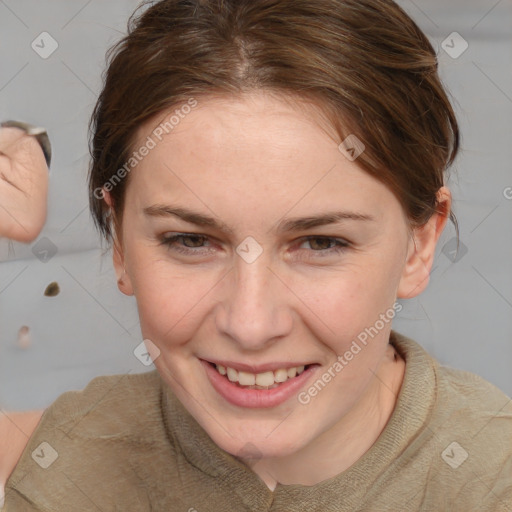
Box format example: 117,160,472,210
433,365,512,507
35,370,162,432
390,330,512,508
0,411,44,493
396,330,512,447
436,364,512,465
391,329,511,421
434,363,512,433
4,370,167,510
429,356,512,506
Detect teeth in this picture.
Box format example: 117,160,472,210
287,367,297,378
274,369,288,383
214,363,307,387
255,371,274,387
227,367,238,382
238,371,256,386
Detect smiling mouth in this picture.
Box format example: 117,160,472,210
207,361,317,390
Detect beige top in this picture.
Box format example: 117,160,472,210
3,330,512,511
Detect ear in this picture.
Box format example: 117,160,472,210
397,186,451,299
103,188,134,297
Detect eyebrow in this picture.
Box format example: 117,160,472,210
143,204,375,234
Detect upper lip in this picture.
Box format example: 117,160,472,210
202,358,316,374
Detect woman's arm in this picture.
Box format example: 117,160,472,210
0,411,44,488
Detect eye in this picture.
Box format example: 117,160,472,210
159,233,351,259
159,233,213,255
296,236,350,257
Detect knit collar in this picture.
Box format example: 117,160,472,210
159,330,438,511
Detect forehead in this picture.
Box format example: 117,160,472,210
134,91,339,157
123,92,402,225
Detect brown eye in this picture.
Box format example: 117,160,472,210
307,238,334,250
160,233,212,255
297,236,350,256
178,235,207,248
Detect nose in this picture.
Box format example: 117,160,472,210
215,252,293,351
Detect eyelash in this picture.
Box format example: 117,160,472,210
159,233,350,257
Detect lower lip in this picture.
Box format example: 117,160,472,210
200,359,319,409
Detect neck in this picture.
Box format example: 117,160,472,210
249,343,405,491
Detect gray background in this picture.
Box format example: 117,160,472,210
0,0,510,409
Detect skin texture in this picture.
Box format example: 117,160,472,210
107,91,450,490
0,92,450,491
0,127,48,242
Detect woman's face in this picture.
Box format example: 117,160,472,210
111,91,436,461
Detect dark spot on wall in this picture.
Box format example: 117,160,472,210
44,281,60,297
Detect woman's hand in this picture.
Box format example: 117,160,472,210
0,126,49,242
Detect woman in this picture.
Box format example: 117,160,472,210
3,0,511,510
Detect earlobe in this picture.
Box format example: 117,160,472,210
113,239,135,296
104,189,135,297
396,226,434,299
397,186,451,299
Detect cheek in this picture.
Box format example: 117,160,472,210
291,260,399,331
131,257,215,347
129,234,404,356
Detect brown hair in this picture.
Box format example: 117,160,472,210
88,0,459,243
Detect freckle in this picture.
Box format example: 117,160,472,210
17,325,31,349
44,281,60,297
